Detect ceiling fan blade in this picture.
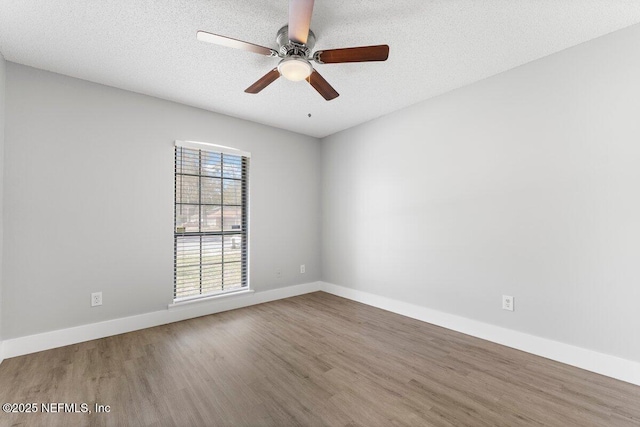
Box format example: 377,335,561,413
197,31,277,56
306,70,339,101
288,0,315,44
245,68,281,94
313,45,389,64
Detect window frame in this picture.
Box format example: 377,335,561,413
173,140,250,303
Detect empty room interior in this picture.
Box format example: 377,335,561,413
1,1,640,426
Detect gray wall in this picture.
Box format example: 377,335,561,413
322,24,640,362
2,63,321,339
0,54,5,344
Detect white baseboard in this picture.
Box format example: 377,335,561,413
3,280,639,387
320,281,640,386
1,281,321,361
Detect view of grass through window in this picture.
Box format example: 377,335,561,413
174,145,248,300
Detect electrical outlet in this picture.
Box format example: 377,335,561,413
502,295,514,311
276,268,282,279
91,292,103,307
300,264,306,274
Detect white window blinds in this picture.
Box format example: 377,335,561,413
174,141,250,301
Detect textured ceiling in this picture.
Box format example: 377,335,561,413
1,1,640,138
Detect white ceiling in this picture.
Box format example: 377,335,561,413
1,1,640,138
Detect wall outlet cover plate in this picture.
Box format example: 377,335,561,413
502,295,514,311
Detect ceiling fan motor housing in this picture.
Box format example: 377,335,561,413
277,25,316,58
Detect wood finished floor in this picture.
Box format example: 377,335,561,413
0,292,638,427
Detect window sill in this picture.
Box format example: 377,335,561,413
168,289,255,309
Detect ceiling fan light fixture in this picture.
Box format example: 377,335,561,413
278,56,313,81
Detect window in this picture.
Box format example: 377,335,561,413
174,141,250,301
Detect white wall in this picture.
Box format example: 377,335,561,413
3,63,321,339
0,53,6,349
322,23,640,362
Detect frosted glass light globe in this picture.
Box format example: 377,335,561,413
278,56,313,81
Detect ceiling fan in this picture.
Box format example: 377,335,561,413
196,0,389,101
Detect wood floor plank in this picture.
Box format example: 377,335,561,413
0,291,638,426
